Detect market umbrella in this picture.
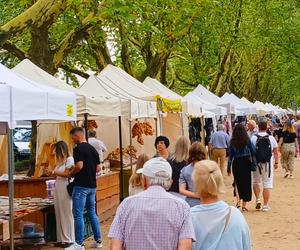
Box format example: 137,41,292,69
0,63,76,249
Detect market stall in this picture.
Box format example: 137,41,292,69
221,93,257,115
0,62,76,249
12,60,123,220
144,77,203,147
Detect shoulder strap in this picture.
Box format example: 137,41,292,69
222,206,232,234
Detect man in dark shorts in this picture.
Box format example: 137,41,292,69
68,127,102,249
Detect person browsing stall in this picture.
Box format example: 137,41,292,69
153,135,170,160
68,127,102,249
52,141,75,248
88,130,107,163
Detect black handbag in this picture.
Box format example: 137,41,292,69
247,146,257,172
67,180,74,197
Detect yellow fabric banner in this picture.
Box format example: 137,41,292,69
156,96,182,113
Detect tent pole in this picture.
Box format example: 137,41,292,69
118,116,124,201
84,113,89,140
155,118,158,137
8,127,14,250
159,112,163,135
129,120,133,170
180,113,184,136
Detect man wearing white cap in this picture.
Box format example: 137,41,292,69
108,157,196,250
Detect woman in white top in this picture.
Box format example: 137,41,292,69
53,141,75,248
128,154,149,196
191,160,251,250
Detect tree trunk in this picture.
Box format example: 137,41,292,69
28,24,55,74
0,0,67,45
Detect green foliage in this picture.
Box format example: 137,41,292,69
0,0,299,107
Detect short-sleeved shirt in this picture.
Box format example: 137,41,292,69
73,143,100,188
209,131,230,149
251,132,278,150
282,131,296,143
108,185,195,250
88,137,107,162
179,164,199,207
55,156,74,181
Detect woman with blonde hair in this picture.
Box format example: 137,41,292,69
129,154,150,196
52,141,75,248
179,142,207,207
191,160,251,250
279,120,298,178
168,136,189,198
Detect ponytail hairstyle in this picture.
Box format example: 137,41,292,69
192,160,224,198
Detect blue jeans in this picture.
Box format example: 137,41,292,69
72,186,101,245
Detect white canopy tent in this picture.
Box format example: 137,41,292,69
184,92,227,117
13,59,122,118
81,75,157,120
12,60,126,170
0,63,77,249
253,101,273,115
192,84,238,115
1,63,76,125
143,77,202,117
143,77,204,142
221,93,257,115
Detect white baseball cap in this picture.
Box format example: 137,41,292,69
137,157,172,179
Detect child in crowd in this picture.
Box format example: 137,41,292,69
128,154,150,196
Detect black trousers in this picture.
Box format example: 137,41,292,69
232,156,252,202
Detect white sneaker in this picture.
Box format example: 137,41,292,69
262,205,271,212
65,243,85,250
90,240,103,248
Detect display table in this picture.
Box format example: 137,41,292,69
0,197,53,241
0,172,120,224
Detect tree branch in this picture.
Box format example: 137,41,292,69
1,42,26,60
0,0,67,45
60,64,89,79
175,72,197,87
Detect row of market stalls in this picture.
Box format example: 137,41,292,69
1,59,291,175
0,59,291,248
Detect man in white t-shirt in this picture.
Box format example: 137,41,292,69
88,130,107,162
251,120,279,212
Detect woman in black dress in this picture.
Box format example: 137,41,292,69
227,124,256,212
168,136,189,198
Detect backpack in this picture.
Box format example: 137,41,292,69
255,135,272,164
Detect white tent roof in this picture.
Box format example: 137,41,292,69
184,92,227,116
80,75,157,119
143,77,202,117
221,93,257,115
253,101,273,115
0,63,76,127
99,65,156,101
13,59,122,118
191,85,237,115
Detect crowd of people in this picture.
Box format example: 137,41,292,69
50,113,300,250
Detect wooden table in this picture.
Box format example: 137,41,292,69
0,172,120,224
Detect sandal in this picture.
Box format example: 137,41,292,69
242,207,248,212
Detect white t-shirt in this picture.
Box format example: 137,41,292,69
251,132,278,165
251,132,278,150
55,156,74,180
88,137,107,162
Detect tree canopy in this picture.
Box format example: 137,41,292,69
0,0,299,107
